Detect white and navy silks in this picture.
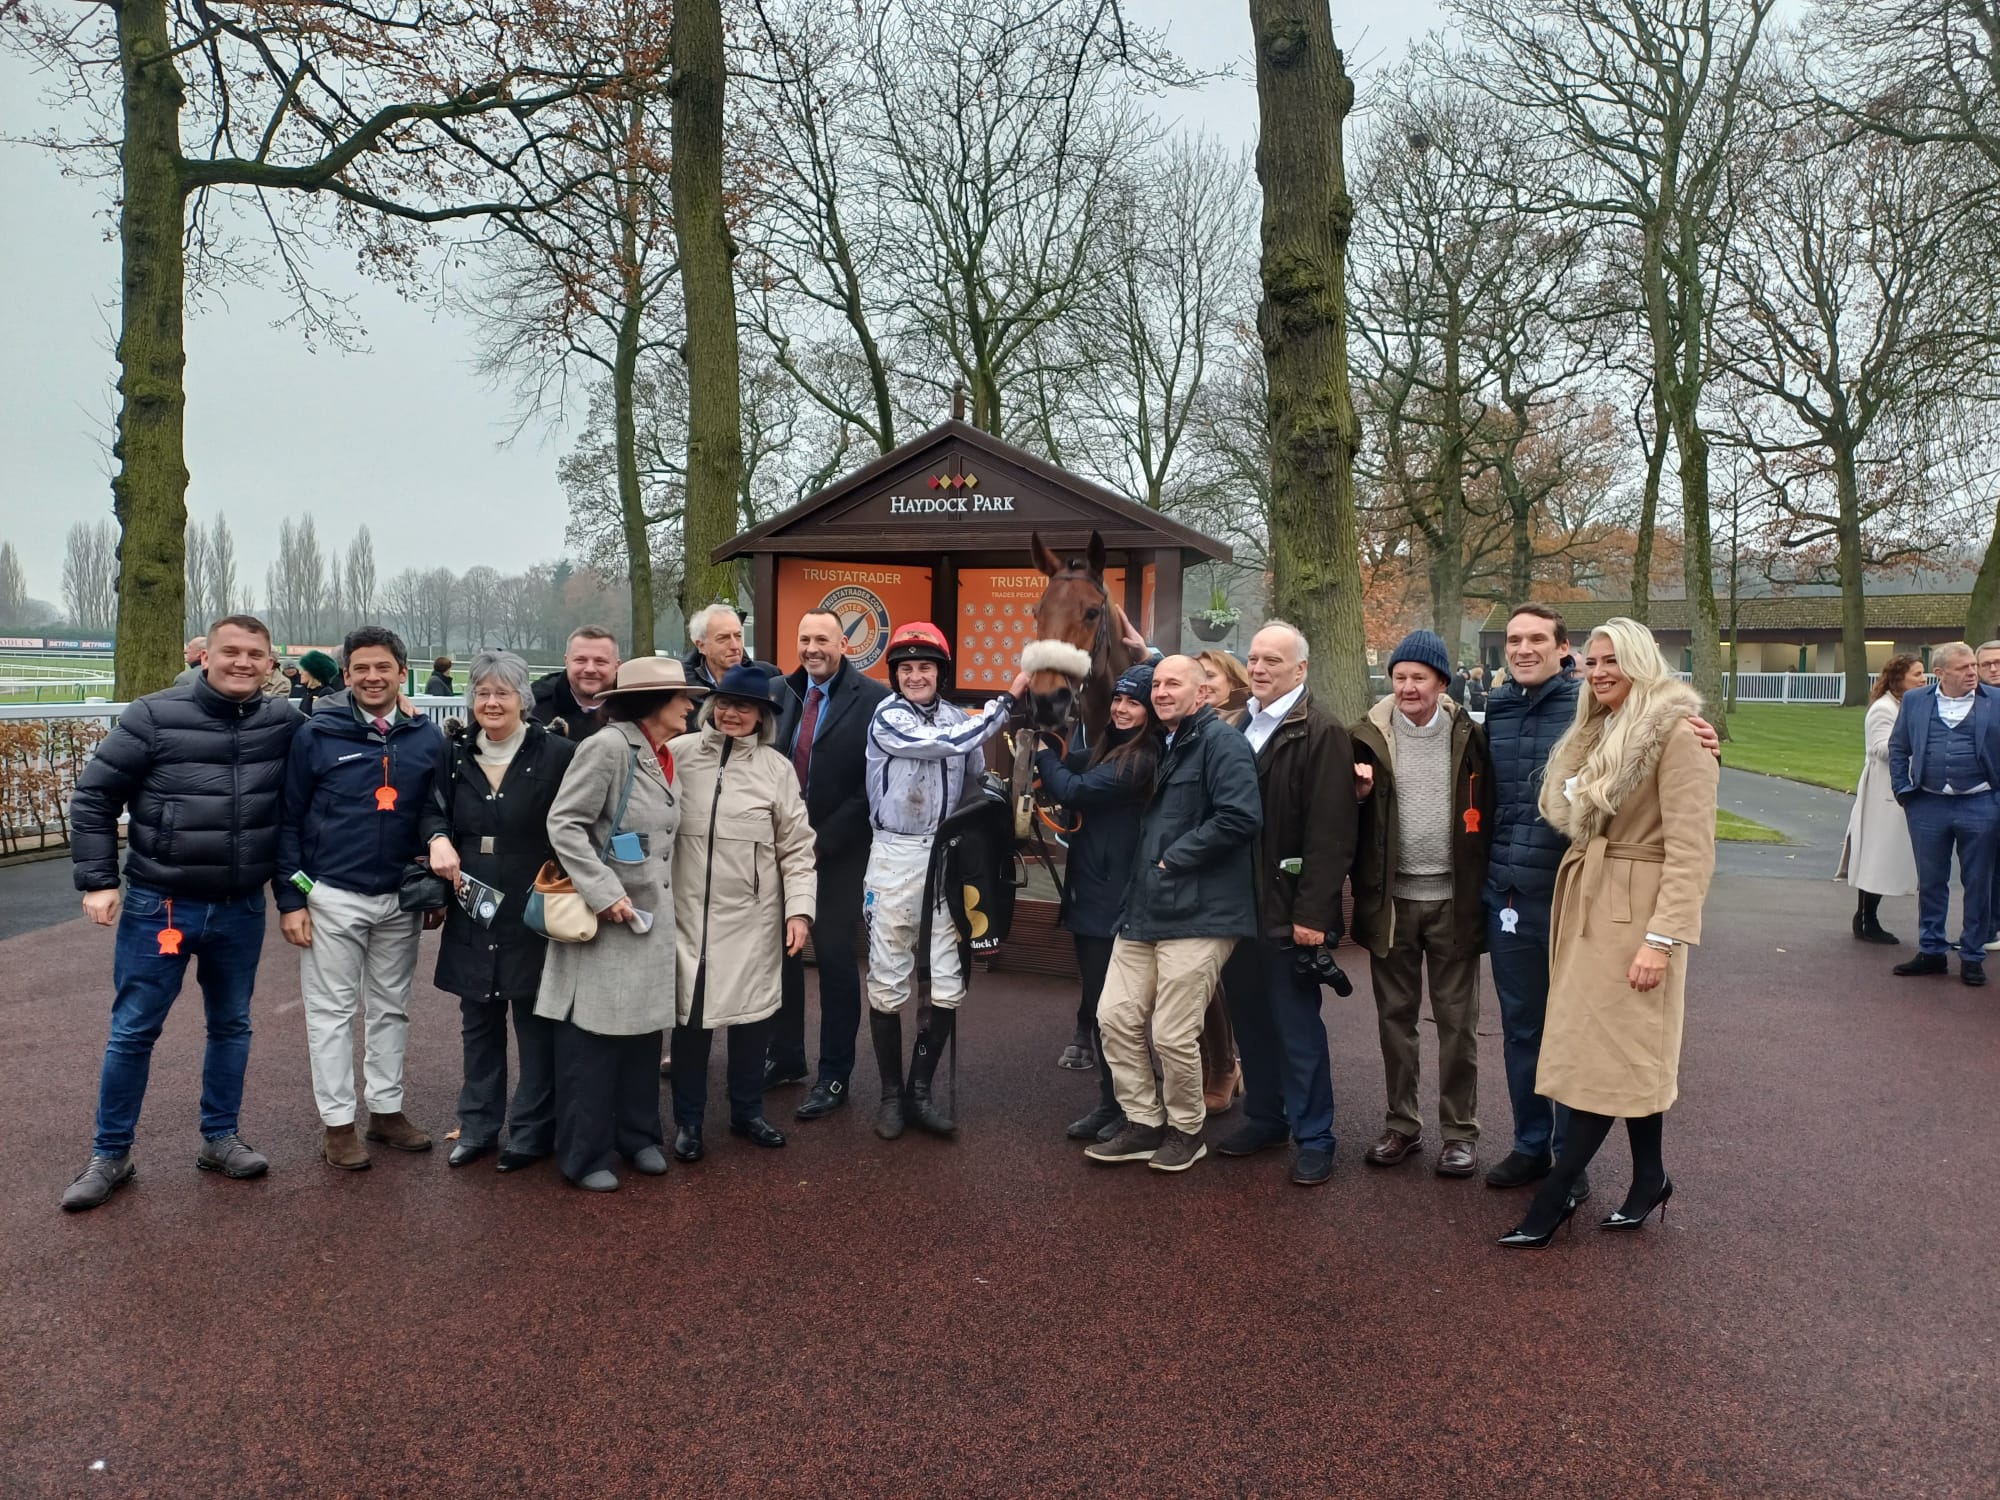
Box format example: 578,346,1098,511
862,690,1015,1012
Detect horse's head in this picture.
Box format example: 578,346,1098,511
1022,530,1110,731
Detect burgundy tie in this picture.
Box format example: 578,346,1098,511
372,716,390,735
792,685,822,790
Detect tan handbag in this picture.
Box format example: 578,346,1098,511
526,860,600,944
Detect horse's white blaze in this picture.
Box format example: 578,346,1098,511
1021,639,1094,680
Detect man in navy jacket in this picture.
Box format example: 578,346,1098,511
278,626,449,1166
1887,641,2000,985
770,609,890,1117
61,615,299,1211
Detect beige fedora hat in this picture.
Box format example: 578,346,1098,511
597,656,711,698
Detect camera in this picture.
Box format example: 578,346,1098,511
1294,943,1353,997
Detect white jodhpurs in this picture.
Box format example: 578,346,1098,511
864,831,963,1014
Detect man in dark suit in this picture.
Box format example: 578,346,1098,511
770,608,891,1115
1888,641,2000,986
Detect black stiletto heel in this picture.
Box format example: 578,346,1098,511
1600,1177,1674,1231
1497,1194,1579,1249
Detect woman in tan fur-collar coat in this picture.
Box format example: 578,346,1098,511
1498,618,1717,1248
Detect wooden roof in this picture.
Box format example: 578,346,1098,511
712,419,1232,564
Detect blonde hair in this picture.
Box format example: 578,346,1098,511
1195,649,1252,713
1538,617,1687,827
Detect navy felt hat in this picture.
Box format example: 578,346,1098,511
1112,663,1155,701
713,662,781,713
1388,629,1453,682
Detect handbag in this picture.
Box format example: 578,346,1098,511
396,859,452,913
525,745,642,944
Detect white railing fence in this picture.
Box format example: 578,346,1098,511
1670,671,1849,704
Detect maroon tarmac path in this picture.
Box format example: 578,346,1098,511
2,873,1994,1498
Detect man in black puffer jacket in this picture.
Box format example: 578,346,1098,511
62,615,301,1212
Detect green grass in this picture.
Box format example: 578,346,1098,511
1716,808,1786,843
1717,704,1865,792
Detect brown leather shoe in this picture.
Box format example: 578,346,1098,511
363,1110,433,1152
1203,1061,1243,1115
1436,1139,1477,1177
321,1122,370,1171
1364,1129,1420,1166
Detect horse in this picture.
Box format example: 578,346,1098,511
1020,530,1140,744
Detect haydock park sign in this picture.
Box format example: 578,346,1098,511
886,473,1017,517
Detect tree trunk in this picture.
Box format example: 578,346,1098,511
613,286,656,657
1250,0,1369,721
1967,494,2000,646
111,0,191,699
1674,418,1728,735
1832,442,1870,707
1633,378,1668,624
671,0,743,623
1431,295,1468,646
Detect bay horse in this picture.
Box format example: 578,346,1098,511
1021,530,1140,744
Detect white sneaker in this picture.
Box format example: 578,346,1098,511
1986,937,2000,951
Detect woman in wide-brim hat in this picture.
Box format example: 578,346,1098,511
535,655,708,1192
663,663,818,1161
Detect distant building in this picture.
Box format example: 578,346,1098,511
1476,593,1978,675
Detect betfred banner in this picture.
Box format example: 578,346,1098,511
774,559,933,683
954,569,1046,691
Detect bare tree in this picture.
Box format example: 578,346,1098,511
208,514,237,620
344,527,377,626
1249,0,1370,717
466,0,678,654
1715,91,1994,703
183,518,212,637
1,3,662,695
0,542,28,625
62,521,119,633
1453,0,1778,735
1067,136,1257,508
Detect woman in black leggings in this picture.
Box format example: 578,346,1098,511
1034,664,1163,1142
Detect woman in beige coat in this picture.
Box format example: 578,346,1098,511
1837,655,1925,944
1500,618,1717,1248
665,665,817,1161
537,658,705,1192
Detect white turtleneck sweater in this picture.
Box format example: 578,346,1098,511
477,719,528,789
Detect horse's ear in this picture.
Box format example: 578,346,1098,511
1031,532,1062,578
1088,531,1107,578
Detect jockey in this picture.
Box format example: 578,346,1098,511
863,622,1027,1140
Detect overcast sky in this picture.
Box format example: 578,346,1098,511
0,0,1442,604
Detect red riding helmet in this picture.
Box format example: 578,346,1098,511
885,621,952,679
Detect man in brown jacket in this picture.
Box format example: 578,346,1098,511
1215,622,1358,1186
1350,630,1494,1178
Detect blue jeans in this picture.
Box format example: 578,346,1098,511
93,885,267,1156
1904,791,1998,963
1222,937,1336,1153
1485,889,1568,1160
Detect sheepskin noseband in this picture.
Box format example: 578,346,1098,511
1020,639,1095,680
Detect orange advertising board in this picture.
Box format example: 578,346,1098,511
775,559,933,683
954,568,1047,691
1102,565,1157,640
954,565,1158,691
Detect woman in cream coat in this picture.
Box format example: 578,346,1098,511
666,664,817,1161
1499,618,1717,1248
1836,655,1925,944
537,658,705,1192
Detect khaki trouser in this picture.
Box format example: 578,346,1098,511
301,883,422,1127
1098,936,1237,1134
1369,897,1480,1143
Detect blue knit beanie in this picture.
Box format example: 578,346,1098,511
1112,663,1155,701
1388,629,1453,682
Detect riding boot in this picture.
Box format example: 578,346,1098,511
907,1006,958,1137
869,1010,906,1140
